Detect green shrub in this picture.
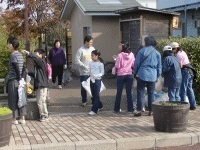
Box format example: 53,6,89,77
0,107,12,117
156,37,200,104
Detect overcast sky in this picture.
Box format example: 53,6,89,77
136,0,157,8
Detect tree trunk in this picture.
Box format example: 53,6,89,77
38,36,42,48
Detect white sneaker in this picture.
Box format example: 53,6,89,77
12,120,18,125
18,119,26,124
88,111,96,115
82,102,87,107
58,85,62,89
142,107,146,112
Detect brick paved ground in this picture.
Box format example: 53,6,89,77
1,76,200,150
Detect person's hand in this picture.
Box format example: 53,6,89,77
63,64,67,69
84,65,89,71
21,50,27,54
21,50,29,55
112,55,117,61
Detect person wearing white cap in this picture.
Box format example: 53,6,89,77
162,45,182,101
170,42,196,110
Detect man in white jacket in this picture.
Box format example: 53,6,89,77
75,35,95,106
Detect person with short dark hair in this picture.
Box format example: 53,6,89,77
21,49,49,122
133,36,162,116
75,35,95,106
48,39,66,89
114,41,135,113
7,37,27,125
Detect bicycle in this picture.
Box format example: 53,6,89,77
104,61,116,79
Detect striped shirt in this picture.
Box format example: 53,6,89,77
8,51,24,80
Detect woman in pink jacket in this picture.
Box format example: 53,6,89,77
114,42,135,113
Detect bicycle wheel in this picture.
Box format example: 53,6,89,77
104,62,116,79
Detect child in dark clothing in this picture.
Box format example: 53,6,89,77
21,49,49,122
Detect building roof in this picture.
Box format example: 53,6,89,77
160,2,200,12
115,6,180,16
60,0,142,20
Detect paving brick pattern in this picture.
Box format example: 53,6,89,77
8,109,200,146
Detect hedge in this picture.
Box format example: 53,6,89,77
156,37,200,104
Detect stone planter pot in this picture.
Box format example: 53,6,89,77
152,101,190,132
0,113,12,147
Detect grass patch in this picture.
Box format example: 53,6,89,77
157,101,184,106
0,107,11,117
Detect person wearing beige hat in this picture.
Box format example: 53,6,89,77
162,45,182,101
170,42,196,110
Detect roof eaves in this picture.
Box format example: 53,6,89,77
116,6,180,16
59,0,69,20
85,11,120,16
75,0,86,12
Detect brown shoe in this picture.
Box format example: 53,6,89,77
148,111,153,116
134,112,142,117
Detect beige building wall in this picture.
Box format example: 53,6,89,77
92,16,120,62
70,5,92,63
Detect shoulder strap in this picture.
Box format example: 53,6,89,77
135,49,155,75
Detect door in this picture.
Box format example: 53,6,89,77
121,20,140,54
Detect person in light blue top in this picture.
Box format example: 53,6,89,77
133,36,162,116
88,50,104,115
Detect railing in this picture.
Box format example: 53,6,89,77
0,79,7,96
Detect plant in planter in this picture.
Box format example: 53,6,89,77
152,101,190,132
0,107,12,147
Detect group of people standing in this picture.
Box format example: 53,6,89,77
6,34,196,124
75,35,197,116
7,37,66,124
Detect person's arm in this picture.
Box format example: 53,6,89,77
132,53,135,68
13,62,21,81
115,54,121,69
162,58,171,74
157,53,162,78
133,52,142,74
75,49,88,69
10,53,21,81
62,49,66,65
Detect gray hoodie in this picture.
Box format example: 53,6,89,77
75,45,95,75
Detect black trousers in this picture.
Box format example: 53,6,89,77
52,65,63,85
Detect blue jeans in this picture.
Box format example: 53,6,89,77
114,75,134,112
90,80,103,113
168,88,180,101
80,75,90,103
137,78,155,112
180,69,196,108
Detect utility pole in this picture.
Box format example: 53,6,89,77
184,0,187,37
24,0,30,51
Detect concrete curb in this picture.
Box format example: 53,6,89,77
1,132,200,150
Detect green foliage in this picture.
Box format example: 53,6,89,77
0,26,10,78
156,37,200,103
0,107,12,117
